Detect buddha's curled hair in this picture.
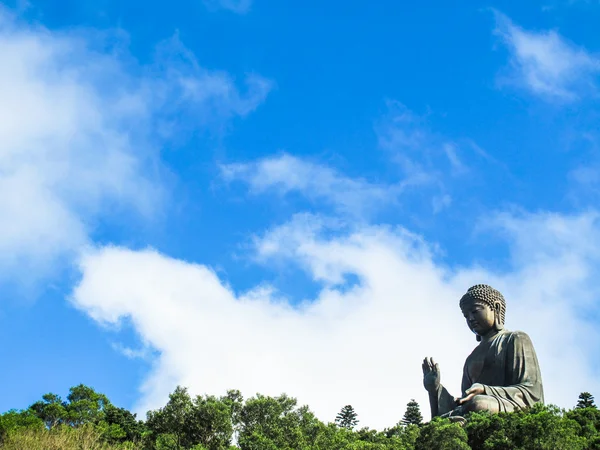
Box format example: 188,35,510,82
459,284,507,325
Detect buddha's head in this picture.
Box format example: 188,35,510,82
459,284,506,341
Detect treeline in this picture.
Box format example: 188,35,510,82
1,385,599,449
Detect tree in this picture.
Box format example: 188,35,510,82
567,406,600,444
65,384,110,426
187,394,234,449
465,405,587,450
146,386,237,450
28,385,113,430
29,393,68,429
402,399,423,426
237,394,321,449
0,410,44,443
335,405,359,430
146,386,195,449
104,404,146,443
416,417,470,450
577,392,597,409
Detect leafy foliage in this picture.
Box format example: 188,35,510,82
2,385,600,449
416,418,469,450
0,409,44,443
465,404,587,450
145,386,236,449
237,393,322,449
104,404,145,443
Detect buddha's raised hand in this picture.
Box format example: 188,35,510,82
422,357,441,392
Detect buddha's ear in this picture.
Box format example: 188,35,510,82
494,302,504,331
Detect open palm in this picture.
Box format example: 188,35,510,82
422,357,441,392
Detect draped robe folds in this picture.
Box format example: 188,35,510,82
430,330,544,417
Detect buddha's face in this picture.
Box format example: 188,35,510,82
461,300,495,336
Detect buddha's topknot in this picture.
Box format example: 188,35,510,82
459,284,506,325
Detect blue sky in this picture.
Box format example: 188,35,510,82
1,0,600,428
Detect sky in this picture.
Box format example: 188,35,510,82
1,0,600,430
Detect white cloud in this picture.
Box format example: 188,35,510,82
0,8,270,282
202,0,252,14
221,153,402,217
220,103,496,220
494,10,600,100
71,210,600,429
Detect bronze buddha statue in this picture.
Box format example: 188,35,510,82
423,284,544,419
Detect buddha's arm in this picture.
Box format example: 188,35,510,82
423,358,458,417
428,385,457,417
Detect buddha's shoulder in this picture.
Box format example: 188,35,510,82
502,330,534,343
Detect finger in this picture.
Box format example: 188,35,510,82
434,363,440,373
458,393,475,405
427,357,434,370
465,384,482,396
422,362,427,375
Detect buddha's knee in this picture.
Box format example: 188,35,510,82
462,395,499,413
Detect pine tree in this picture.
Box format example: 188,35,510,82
335,405,358,430
576,392,596,409
402,399,423,426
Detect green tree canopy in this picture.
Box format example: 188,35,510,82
336,405,359,430
465,404,587,450
6,383,600,449
65,384,111,426
237,393,321,449
0,409,44,443
402,400,423,426
415,418,470,450
29,393,68,429
577,392,597,409
146,386,238,450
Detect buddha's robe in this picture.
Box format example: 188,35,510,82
432,330,544,416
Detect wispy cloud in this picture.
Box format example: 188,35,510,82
111,342,153,361
220,153,402,218
443,143,468,175
376,101,477,180
0,8,271,284
202,0,252,14
376,101,438,185
72,209,600,429
375,101,494,213
153,36,272,126
493,10,600,100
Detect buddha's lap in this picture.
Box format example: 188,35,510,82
461,394,520,414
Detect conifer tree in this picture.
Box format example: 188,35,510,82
576,392,596,409
335,405,359,430
402,399,423,426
